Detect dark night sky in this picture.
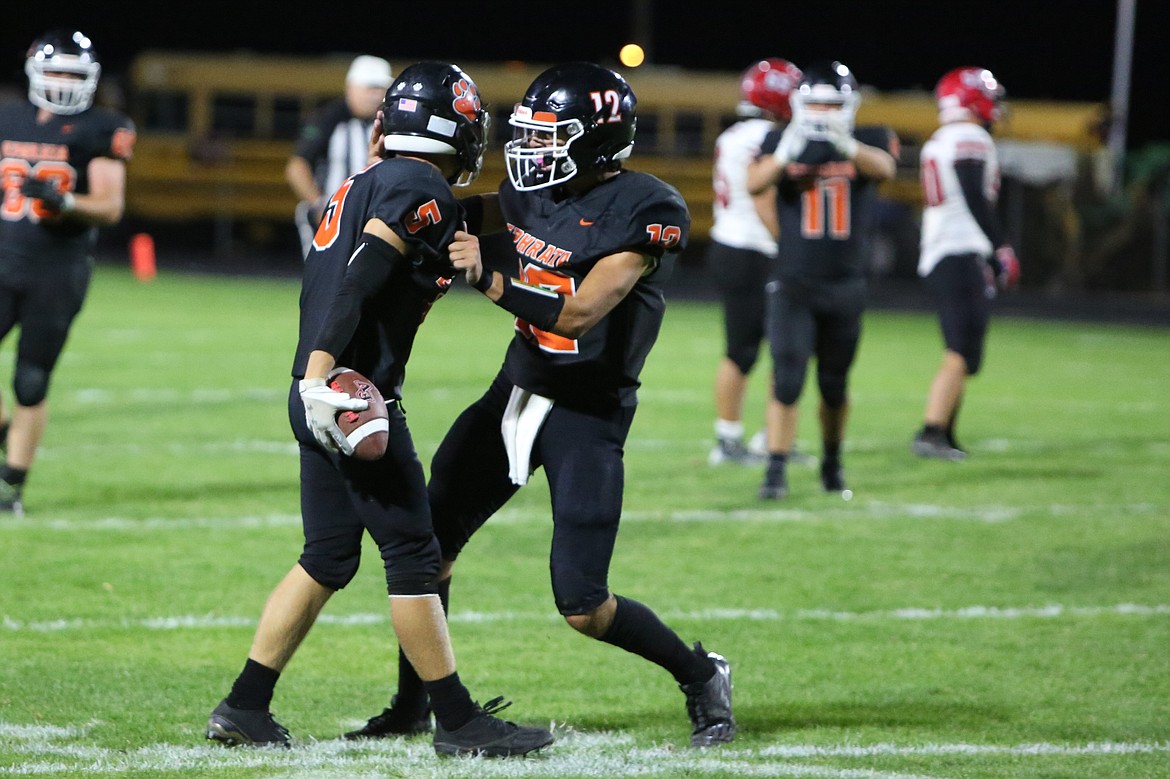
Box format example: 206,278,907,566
2,0,1167,145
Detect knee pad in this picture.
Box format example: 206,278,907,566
772,359,806,406
297,551,360,591
380,532,441,596
14,361,50,406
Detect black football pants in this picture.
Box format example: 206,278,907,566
429,370,635,616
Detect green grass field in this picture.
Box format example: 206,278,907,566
1,266,1168,779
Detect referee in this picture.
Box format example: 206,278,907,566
286,55,392,257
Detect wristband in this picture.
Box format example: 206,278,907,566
472,269,494,293
60,192,76,213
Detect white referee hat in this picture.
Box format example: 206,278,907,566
346,55,393,88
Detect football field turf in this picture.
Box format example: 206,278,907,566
1,266,1168,778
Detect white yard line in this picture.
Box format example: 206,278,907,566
1,724,1166,779
5,499,1167,533
4,603,1168,634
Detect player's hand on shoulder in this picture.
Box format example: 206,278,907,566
993,245,1021,290
448,229,484,288
299,377,369,455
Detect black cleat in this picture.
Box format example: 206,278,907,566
819,458,847,488
681,643,736,747
912,428,967,461
0,479,23,518
433,696,553,757
345,696,432,739
206,699,291,747
758,462,787,500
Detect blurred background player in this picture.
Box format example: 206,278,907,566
747,61,898,500
347,62,736,749
706,59,801,467
912,67,1019,460
0,30,134,516
285,55,392,257
207,62,552,756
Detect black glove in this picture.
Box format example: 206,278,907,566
20,178,71,212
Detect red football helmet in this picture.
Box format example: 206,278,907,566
935,67,1005,125
737,58,802,121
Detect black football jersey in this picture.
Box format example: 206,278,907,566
292,157,463,398
0,100,135,264
760,125,897,281
497,170,690,407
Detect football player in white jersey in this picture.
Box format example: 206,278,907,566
706,59,801,466
912,67,1020,460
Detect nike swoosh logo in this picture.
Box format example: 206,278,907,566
579,218,594,226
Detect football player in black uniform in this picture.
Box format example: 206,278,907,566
0,31,135,516
347,63,736,748
206,62,553,757
747,61,898,500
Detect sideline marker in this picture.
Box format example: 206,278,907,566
130,233,156,281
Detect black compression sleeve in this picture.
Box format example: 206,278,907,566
493,276,566,332
314,234,404,357
461,195,485,235
954,159,1006,248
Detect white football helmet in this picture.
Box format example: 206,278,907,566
25,30,102,115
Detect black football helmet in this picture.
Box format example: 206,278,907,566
381,62,490,187
25,30,101,115
791,60,860,140
505,62,637,191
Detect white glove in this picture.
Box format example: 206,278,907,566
772,122,807,166
299,377,369,455
823,114,859,159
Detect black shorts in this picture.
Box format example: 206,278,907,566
925,253,992,374
288,380,439,593
429,370,634,615
0,259,92,374
767,275,866,405
705,241,773,374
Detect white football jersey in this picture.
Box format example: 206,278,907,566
918,121,1000,275
710,118,778,256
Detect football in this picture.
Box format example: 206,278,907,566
327,368,389,461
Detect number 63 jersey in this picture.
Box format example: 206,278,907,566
0,100,135,264
497,170,690,408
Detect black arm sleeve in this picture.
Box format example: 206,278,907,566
491,274,566,332
954,159,1005,249
313,234,404,357
461,194,485,235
